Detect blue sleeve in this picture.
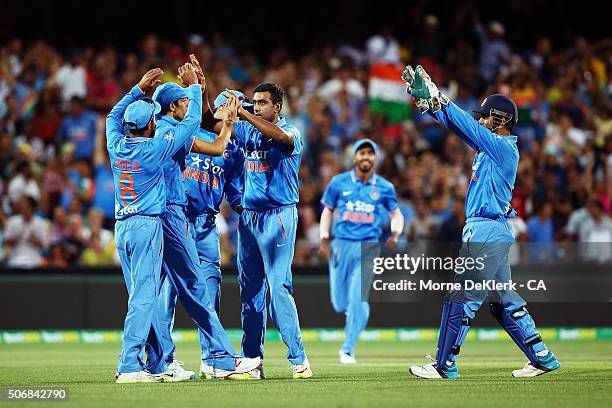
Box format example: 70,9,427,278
105,85,144,149
429,101,515,166
321,177,339,209
152,85,202,162
232,120,251,146
286,126,302,156
382,183,399,212
224,152,244,210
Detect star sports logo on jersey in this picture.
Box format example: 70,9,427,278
182,154,224,189
343,200,375,223
244,149,270,173
115,203,140,217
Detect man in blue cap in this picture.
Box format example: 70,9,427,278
192,54,311,379
106,67,192,383
403,65,560,379
181,90,254,379
319,139,403,364
143,64,261,381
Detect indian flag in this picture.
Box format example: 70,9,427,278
368,63,411,123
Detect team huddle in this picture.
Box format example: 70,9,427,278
108,56,560,383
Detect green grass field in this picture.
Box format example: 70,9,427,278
1,339,611,408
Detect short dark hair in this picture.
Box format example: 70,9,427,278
129,127,149,136
254,83,284,105
69,95,85,105
24,195,38,210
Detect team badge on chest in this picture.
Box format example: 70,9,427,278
369,189,380,200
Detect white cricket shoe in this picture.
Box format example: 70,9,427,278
512,353,560,377
212,357,262,379
115,371,163,384
161,360,196,382
339,350,357,364
243,362,265,380
410,362,445,379
200,361,214,379
291,358,313,379
410,355,459,379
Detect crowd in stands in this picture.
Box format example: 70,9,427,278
0,8,610,268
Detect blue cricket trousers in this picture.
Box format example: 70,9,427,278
145,204,237,372
115,215,163,374
237,205,307,365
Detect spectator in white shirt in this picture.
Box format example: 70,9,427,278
7,161,40,207
52,52,87,103
3,195,49,268
578,200,612,263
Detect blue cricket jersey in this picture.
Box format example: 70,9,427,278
233,116,302,211
321,170,398,241
429,101,519,219
184,128,244,215
106,86,199,220
155,85,203,207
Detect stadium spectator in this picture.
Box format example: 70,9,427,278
79,233,115,266
0,16,609,267
57,96,98,161
7,160,39,207
52,51,88,103
3,195,49,267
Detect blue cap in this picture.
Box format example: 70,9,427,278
152,82,190,111
353,138,378,155
213,90,254,112
123,99,161,130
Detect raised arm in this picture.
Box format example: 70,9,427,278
238,104,294,146
189,53,225,134
191,94,239,156
154,64,203,162
430,102,515,165
105,86,144,148
105,68,162,148
427,103,480,151
403,65,514,164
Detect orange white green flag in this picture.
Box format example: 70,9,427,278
368,63,411,123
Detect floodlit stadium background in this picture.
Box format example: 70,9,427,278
0,0,610,337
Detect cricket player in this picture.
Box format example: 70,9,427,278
199,75,311,378
403,65,560,378
183,90,248,379
142,63,260,381
319,139,404,364
107,68,182,383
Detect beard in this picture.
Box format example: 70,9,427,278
358,160,373,173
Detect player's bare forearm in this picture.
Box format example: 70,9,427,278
240,110,294,146
191,121,232,156
201,110,224,134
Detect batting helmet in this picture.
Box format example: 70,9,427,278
473,94,518,130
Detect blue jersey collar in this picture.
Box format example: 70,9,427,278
350,169,377,186
275,116,287,127
125,136,149,143
158,114,179,127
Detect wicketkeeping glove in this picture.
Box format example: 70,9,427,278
402,65,449,113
